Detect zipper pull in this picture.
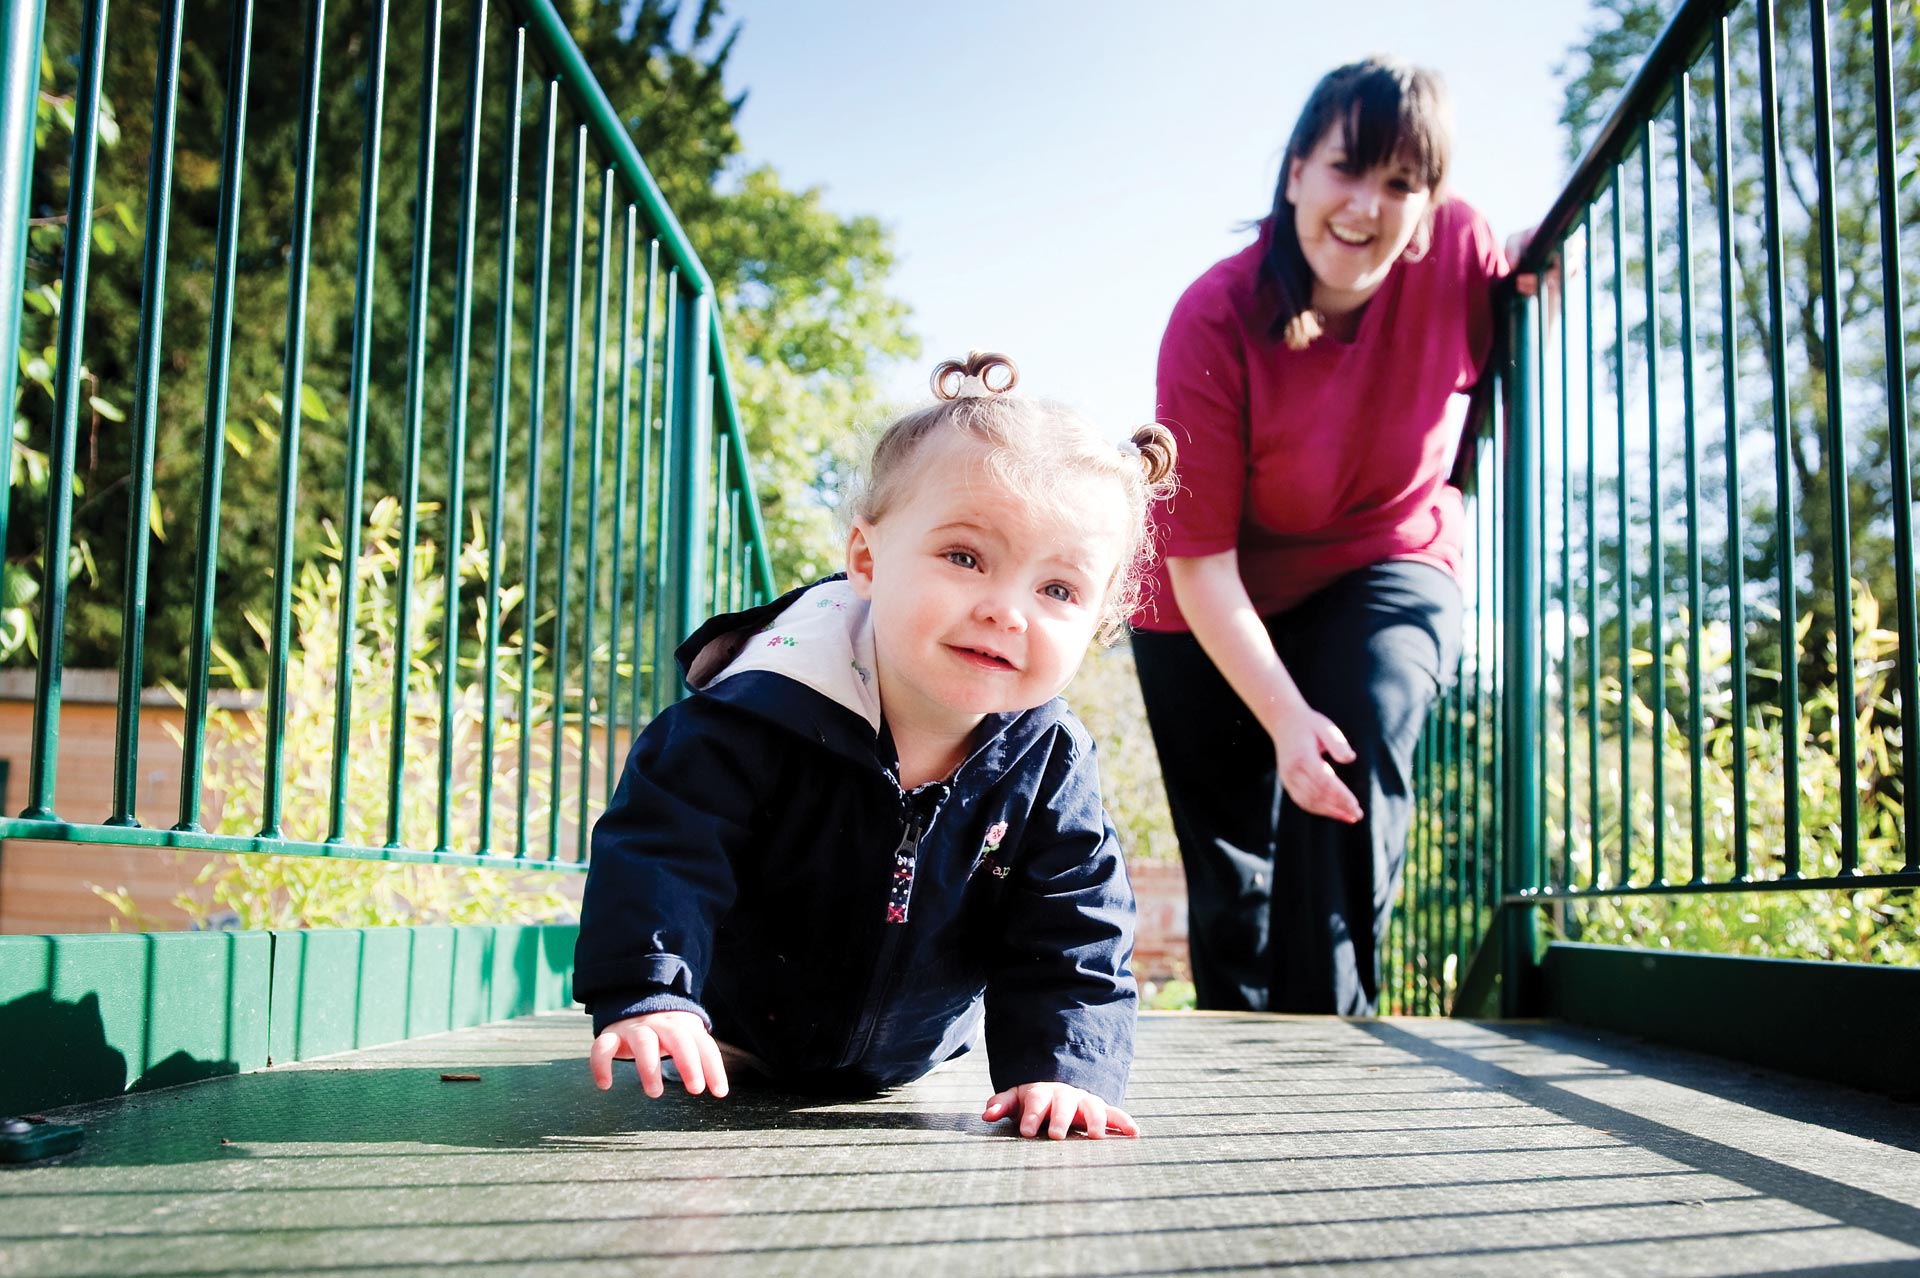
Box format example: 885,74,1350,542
885,813,924,925
883,783,950,924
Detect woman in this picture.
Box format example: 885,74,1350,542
1133,57,1520,1015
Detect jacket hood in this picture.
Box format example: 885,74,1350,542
683,576,883,729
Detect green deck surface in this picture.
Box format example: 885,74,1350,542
3,1011,1917,1276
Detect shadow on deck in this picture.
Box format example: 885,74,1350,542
3,1012,1918,1276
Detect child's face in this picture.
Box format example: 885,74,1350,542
846,435,1128,736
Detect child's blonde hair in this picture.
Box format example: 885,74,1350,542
852,352,1177,643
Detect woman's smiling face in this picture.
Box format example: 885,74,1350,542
1285,123,1433,320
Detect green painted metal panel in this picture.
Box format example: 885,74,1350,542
351,927,417,1049
1544,942,1920,1098
450,924,494,1029
3,925,577,1114
404,927,458,1039
485,923,575,1021
0,932,270,1115
272,928,360,1061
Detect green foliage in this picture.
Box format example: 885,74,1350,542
1065,638,1177,862
1396,582,1918,1015
94,496,573,932
1140,979,1197,1011
1549,583,1918,965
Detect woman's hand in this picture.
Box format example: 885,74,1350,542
589,1010,730,1099
1507,224,1563,309
1271,702,1362,824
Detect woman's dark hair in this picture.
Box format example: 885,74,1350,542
1263,57,1453,347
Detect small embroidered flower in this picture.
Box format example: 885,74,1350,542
970,820,1012,880
850,659,871,685
815,597,847,611
764,634,796,649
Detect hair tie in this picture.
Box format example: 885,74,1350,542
1116,439,1141,458
931,352,1019,401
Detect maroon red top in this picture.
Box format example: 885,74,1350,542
1133,199,1506,631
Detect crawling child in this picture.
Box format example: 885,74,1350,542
575,352,1177,1139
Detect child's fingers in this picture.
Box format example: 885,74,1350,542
981,1088,1017,1123
628,1026,667,1098
1103,1104,1141,1138
698,1033,731,1099
656,1024,707,1096
1047,1093,1077,1141
588,1030,624,1091
1078,1095,1108,1140
1018,1088,1050,1138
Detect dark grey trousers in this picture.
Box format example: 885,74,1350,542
1132,561,1461,1015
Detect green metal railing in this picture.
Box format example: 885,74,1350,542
1389,0,1919,1016
1,0,773,871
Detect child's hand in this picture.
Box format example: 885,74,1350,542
982,1082,1139,1140
589,1010,730,1099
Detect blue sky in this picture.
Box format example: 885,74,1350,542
702,1,1607,435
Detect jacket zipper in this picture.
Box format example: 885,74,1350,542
838,784,945,1069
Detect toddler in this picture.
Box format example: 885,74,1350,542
575,352,1177,1139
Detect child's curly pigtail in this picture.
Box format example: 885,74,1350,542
1129,423,1179,496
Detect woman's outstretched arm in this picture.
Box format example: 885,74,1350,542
1165,550,1362,824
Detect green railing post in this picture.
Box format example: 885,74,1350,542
1871,0,1917,869
668,288,710,684
181,0,258,834
25,0,111,822
383,0,442,848
109,0,185,828
437,0,491,855
0,0,46,609
1502,296,1543,1016
261,0,328,840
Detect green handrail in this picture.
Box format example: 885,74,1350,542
1388,0,1920,1016
0,0,775,875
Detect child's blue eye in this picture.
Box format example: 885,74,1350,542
1043,583,1076,604
945,550,979,570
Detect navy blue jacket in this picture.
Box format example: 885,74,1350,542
574,577,1136,1103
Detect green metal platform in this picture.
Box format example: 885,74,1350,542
3,1010,1916,1276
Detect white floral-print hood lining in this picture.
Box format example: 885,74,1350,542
693,578,883,733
